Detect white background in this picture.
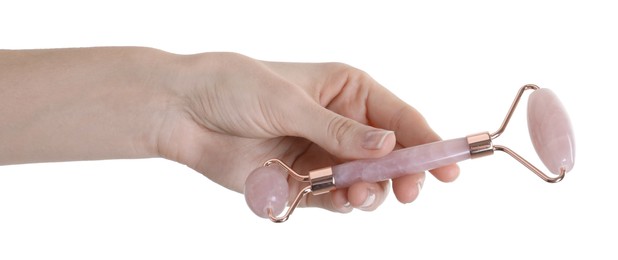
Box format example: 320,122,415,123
1,1,616,259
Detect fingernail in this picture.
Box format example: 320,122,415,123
343,201,351,208
360,190,376,209
416,180,424,199
362,130,394,150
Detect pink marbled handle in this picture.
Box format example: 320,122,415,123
333,137,471,188
245,137,471,218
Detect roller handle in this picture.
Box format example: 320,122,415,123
332,137,471,188
244,137,472,219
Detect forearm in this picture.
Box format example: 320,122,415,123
0,47,180,165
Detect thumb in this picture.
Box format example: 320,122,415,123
287,102,396,160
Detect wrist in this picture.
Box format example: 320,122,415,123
72,47,187,161
118,47,187,159
149,51,221,162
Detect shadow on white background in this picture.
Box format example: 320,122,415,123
1,1,615,259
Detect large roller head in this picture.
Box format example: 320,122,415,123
527,88,575,174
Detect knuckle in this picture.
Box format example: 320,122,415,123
326,115,355,147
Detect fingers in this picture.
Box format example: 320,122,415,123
329,189,354,213
366,86,461,182
367,86,441,148
266,62,395,161
285,97,396,161
392,172,425,203
271,63,460,215
346,180,389,211
429,164,460,183
285,142,391,215
303,181,390,213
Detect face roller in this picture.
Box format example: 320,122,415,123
244,84,575,222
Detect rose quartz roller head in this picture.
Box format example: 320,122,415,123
244,84,575,222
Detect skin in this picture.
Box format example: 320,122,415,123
0,47,459,214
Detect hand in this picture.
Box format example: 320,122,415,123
158,52,460,213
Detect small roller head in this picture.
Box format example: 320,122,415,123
527,88,575,174
244,165,289,218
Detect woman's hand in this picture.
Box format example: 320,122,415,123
0,48,458,214
158,52,460,213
